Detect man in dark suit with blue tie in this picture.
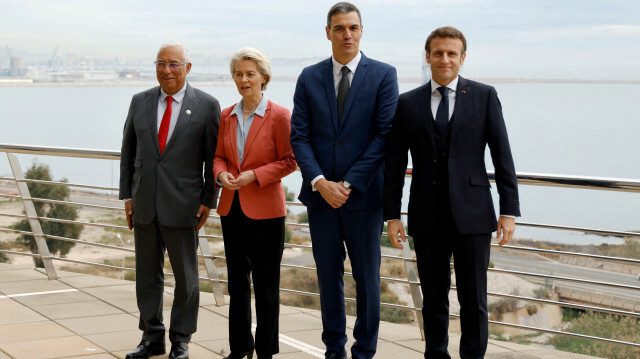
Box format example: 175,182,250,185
384,27,520,359
290,2,398,359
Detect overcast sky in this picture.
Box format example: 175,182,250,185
2,0,639,79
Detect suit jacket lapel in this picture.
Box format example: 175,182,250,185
164,83,199,154
322,58,339,133
227,108,241,170
338,53,368,133
241,101,269,168
419,82,437,156
146,88,161,155
449,76,468,152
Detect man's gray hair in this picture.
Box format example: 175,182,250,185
229,47,272,91
327,2,361,27
157,42,191,63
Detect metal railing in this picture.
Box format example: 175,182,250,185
0,143,639,350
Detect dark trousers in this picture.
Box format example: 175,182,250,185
220,194,285,358
413,188,491,359
307,206,382,359
134,217,200,344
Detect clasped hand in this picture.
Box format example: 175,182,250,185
219,170,257,191
315,178,351,209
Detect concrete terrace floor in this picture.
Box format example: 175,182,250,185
0,263,599,359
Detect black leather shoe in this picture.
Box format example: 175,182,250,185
169,342,189,359
125,340,166,359
325,353,347,359
223,349,254,359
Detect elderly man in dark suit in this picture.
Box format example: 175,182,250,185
384,27,520,359
290,3,398,359
119,42,220,359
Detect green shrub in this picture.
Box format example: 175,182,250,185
0,241,10,263
533,286,551,299
550,312,640,359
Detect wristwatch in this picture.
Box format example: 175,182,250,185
343,181,353,190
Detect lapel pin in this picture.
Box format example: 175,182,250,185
462,90,467,94
186,110,192,115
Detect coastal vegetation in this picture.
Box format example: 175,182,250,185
7,180,637,351
0,241,9,263
550,310,640,359
511,238,640,260
10,162,83,267
278,257,414,324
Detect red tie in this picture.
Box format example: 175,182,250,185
158,96,173,153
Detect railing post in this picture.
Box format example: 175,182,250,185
401,235,425,340
6,153,58,279
198,227,226,306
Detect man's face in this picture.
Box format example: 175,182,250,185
326,11,362,64
156,45,191,95
426,37,466,86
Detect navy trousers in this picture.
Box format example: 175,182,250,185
307,206,382,359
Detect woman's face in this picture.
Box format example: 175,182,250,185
233,59,265,100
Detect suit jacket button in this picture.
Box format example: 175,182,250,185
433,159,437,163
432,181,436,185
331,163,335,167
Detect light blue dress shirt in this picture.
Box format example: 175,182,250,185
230,94,268,163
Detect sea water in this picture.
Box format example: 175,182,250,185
1,80,639,245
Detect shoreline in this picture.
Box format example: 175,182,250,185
1,78,640,87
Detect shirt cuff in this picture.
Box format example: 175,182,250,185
216,172,224,187
123,199,131,203
387,219,401,222
501,215,516,218
311,175,325,192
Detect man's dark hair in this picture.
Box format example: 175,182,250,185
327,2,361,27
425,26,467,55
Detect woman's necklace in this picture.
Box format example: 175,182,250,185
243,103,257,114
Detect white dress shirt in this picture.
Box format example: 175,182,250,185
331,51,361,95
157,83,187,143
430,77,458,121
311,52,363,191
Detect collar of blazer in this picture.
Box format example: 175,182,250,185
145,83,200,156
229,100,272,169
419,76,469,156
322,52,369,134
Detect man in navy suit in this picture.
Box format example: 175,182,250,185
290,2,398,359
384,27,520,359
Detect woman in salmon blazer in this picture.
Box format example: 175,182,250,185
214,47,297,359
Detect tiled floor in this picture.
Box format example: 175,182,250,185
0,263,598,359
